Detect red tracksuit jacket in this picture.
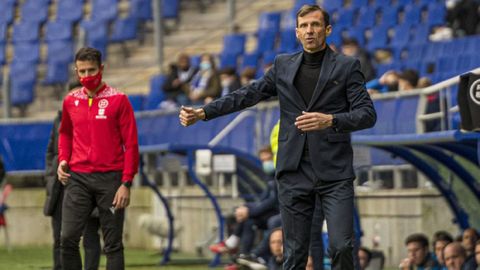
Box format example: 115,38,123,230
58,85,139,183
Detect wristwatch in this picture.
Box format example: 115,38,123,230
122,181,132,188
331,114,338,128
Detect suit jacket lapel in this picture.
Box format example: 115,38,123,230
307,47,336,110
286,53,307,109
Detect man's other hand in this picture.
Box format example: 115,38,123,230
57,160,71,185
295,111,333,131
179,106,205,127
113,185,130,209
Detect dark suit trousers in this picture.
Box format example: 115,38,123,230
278,152,354,270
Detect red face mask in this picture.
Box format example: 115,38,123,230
79,71,102,91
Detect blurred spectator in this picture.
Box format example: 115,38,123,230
341,38,376,81
209,146,278,264
163,53,198,105
366,70,399,94
429,26,454,42
433,231,454,267
219,67,241,97
446,0,480,36
188,53,221,104
462,228,479,268
444,242,467,270
358,247,372,270
397,69,419,91
475,240,480,268
418,77,433,88
240,67,257,86
268,227,283,270
399,233,440,269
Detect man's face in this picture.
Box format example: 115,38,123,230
358,250,370,270
462,229,478,252
75,60,101,78
269,230,283,258
444,245,465,270
295,11,331,53
475,244,480,265
407,241,428,266
435,240,449,265
177,56,190,71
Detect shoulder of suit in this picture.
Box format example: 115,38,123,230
333,51,358,64
275,51,302,63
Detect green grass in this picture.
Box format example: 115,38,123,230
0,246,223,270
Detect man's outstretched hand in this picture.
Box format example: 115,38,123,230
179,106,206,127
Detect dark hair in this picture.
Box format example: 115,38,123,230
433,231,453,248
398,69,419,87
359,246,372,263
405,233,429,248
258,145,273,156
296,5,330,27
75,47,102,67
220,67,237,76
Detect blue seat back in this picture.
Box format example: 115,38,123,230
45,21,73,42
110,16,138,42
12,22,40,43
222,34,246,57
56,0,84,23
145,74,167,110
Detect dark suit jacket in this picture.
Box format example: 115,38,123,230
44,110,62,216
203,47,376,181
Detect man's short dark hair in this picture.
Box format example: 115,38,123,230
220,67,237,76
75,47,102,67
405,233,429,248
296,4,330,27
398,69,419,87
433,231,454,247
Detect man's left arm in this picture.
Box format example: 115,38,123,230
114,95,139,209
334,59,377,132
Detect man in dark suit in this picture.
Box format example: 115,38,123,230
179,5,376,270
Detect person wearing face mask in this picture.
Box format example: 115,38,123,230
188,53,221,104
163,53,199,106
57,47,139,270
210,146,279,269
219,67,242,97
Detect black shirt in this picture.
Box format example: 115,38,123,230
293,49,326,106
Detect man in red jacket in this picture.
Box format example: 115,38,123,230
57,47,139,270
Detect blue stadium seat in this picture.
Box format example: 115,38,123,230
0,43,5,65
326,27,343,47
20,0,49,23
367,25,389,51
80,20,109,59
240,52,259,71
56,0,84,23
0,1,15,24
219,53,238,69
377,6,399,28
13,42,40,63
344,26,367,46
425,3,446,27
257,12,281,35
390,24,411,48
91,0,118,22
293,0,317,12
145,74,167,110
12,22,40,43
372,98,398,134
162,0,180,19
456,54,477,73
323,0,343,13
355,7,377,29
277,28,299,53
334,7,355,28
9,62,37,106
43,61,70,85
280,10,296,30
45,21,73,42
396,0,413,6
351,0,368,9
255,31,277,55
372,0,391,9
402,4,421,26
0,23,6,44
110,16,138,42
190,55,201,68
46,40,74,64
410,24,430,45
130,0,153,21
394,96,418,134
128,94,145,111
436,56,457,75
221,33,246,57
423,41,443,62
